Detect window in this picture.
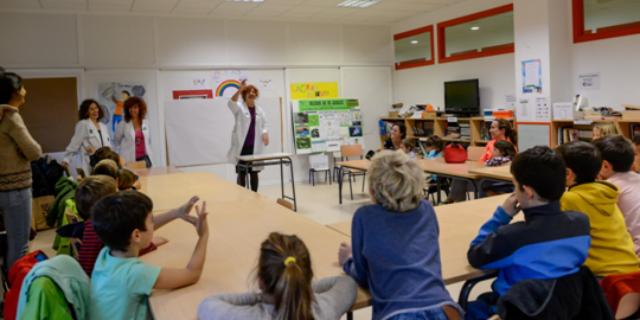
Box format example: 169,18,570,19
393,25,435,70
437,4,514,64
573,0,640,43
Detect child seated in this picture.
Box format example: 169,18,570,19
339,150,461,320
557,141,640,276
117,168,141,190
423,135,444,159
484,140,516,167
466,146,591,320
400,138,416,159
76,175,199,275
90,191,209,320
593,135,640,256
91,159,119,179
198,232,357,320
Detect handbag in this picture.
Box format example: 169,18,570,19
444,143,468,163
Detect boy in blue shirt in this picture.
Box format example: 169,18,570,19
89,191,209,320
339,150,461,320
466,146,591,319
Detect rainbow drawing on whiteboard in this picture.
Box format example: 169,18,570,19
216,80,241,97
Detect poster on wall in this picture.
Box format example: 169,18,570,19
578,73,600,90
98,82,148,135
290,82,339,100
522,59,542,94
293,99,363,154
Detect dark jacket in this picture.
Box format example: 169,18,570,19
497,267,614,320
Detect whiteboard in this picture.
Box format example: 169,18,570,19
165,97,283,167
517,123,550,151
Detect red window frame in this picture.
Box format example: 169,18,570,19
393,25,435,70
437,4,514,64
572,0,640,43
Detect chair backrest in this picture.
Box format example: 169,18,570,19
467,146,485,162
276,198,294,211
125,161,147,170
309,153,330,170
340,144,364,159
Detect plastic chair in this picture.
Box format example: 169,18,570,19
336,144,366,200
467,146,485,162
308,153,331,186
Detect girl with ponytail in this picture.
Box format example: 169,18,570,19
198,232,357,320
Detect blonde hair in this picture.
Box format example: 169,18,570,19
92,159,119,179
369,150,425,212
117,168,139,190
593,123,617,140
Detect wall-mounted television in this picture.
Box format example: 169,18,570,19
444,79,480,116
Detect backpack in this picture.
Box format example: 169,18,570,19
3,250,48,320
444,143,468,163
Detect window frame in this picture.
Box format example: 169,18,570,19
393,25,435,70
572,0,640,43
437,4,515,64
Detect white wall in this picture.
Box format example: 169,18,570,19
572,34,640,109
0,11,393,185
391,0,515,110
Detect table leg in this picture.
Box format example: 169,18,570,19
338,166,343,204
279,160,285,200
471,179,479,199
347,311,353,320
287,158,297,212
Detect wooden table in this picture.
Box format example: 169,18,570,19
336,160,370,204
133,166,181,177
139,172,369,319
327,194,509,285
468,165,512,182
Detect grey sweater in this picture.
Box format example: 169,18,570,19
197,276,357,320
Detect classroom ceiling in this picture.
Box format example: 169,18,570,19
0,0,468,25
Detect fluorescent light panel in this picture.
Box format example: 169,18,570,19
337,0,382,8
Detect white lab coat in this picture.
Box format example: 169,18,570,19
64,119,112,174
227,99,268,164
114,119,152,165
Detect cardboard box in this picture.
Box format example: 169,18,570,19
421,111,436,119
388,111,399,118
32,195,55,231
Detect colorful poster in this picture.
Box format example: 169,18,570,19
290,82,339,100
522,59,542,94
98,82,148,136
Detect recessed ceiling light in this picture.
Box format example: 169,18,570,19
337,0,382,8
470,26,480,31
410,40,419,45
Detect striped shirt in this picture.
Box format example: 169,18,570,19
78,220,104,276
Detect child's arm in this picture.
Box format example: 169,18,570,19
152,196,199,230
198,292,266,320
467,194,518,269
312,276,358,317
154,202,209,289
339,214,369,288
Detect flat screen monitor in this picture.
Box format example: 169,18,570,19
444,79,480,116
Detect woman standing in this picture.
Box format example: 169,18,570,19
63,99,112,175
0,70,42,268
114,96,152,167
228,80,269,192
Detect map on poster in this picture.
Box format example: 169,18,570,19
293,99,363,154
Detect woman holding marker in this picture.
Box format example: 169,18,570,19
228,80,269,192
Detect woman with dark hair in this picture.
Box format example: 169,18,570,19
0,69,43,268
63,99,112,174
114,96,152,167
383,123,406,151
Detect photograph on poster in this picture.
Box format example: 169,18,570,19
98,82,147,135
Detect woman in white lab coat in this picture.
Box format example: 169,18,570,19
63,99,112,175
114,96,152,167
228,80,269,192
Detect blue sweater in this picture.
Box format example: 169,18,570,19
342,200,457,320
468,201,591,296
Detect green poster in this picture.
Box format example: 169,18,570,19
307,114,320,126
299,99,359,111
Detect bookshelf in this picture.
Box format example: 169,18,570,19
379,116,513,148
550,119,640,147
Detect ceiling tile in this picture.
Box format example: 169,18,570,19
0,0,42,10
41,0,87,10
173,0,221,15
89,0,132,12
131,0,178,14
209,1,258,17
